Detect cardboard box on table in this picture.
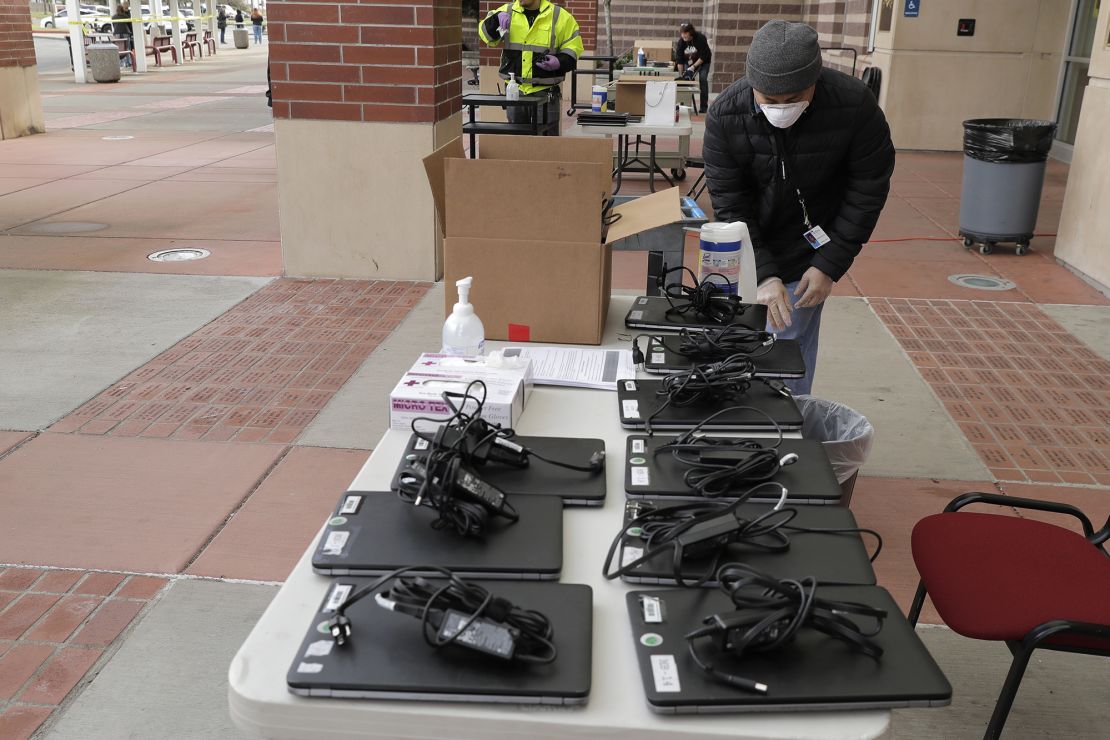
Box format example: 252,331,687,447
423,134,681,345
634,39,676,65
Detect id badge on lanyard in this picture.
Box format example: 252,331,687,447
777,143,831,249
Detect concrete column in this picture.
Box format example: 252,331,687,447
168,0,183,62
870,0,1069,150
0,0,46,138
66,0,87,82
1055,1,1110,290
130,1,148,72
268,0,462,280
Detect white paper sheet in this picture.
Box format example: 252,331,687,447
500,347,635,391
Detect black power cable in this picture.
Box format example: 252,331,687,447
603,483,884,587
685,564,887,694
326,565,557,664
631,327,777,367
397,381,520,538
661,265,749,324
643,354,791,435
653,406,797,498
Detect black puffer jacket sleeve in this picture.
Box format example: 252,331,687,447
810,93,894,282
703,105,779,281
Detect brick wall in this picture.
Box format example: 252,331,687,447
478,0,597,68
0,0,38,68
703,1,804,94
803,0,870,74
268,0,462,124
606,0,702,59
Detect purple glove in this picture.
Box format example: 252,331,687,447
535,54,561,72
497,11,511,33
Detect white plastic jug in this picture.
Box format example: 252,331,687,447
698,221,757,302
591,85,607,112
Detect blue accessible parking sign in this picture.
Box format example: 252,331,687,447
904,0,920,17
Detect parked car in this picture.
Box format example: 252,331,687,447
40,7,113,33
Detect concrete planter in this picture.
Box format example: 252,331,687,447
233,28,249,49
88,44,121,83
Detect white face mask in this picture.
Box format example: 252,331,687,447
761,101,809,129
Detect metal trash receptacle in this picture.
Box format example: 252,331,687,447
959,119,1056,256
795,396,874,507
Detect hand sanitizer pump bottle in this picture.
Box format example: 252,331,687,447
506,72,520,101
441,277,486,357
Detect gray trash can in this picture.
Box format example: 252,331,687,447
959,119,1056,256
88,43,121,83
795,396,874,507
233,27,249,49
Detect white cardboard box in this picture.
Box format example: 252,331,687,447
388,354,534,432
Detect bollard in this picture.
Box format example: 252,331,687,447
233,27,249,49
88,44,122,83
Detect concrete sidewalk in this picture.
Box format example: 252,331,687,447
2,41,1110,740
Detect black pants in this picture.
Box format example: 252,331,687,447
696,65,710,111
507,88,561,136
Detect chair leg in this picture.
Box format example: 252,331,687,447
983,642,1036,740
907,580,928,626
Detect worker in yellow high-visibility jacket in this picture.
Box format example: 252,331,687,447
479,0,585,136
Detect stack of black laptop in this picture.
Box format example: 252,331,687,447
284,267,951,716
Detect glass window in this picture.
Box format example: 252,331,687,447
1069,0,1101,57
1057,61,1089,145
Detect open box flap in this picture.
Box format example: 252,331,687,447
422,136,465,236
605,187,683,243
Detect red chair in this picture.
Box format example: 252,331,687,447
183,31,202,61
203,29,216,55
909,491,1110,739
146,35,178,66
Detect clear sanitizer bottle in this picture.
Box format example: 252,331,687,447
441,277,486,357
506,72,520,101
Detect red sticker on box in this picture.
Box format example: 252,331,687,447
508,324,531,342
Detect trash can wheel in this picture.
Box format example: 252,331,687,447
962,236,974,248
979,243,994,255
1015,241,1031,256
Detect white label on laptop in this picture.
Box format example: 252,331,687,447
324,583,352,612
296,662,324,674
650,654,682,693
622,400,640,419
339,496,362,515
651,352,665,365
631,438,645,454
622,545,644,568
629,310,645,321
631,466,650,486
304,640,334,658
414,437,430,451
637,297,649,305
322,531,349,556
624,380,637,392
641,595,663,624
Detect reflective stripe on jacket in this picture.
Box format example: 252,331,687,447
478,0,584,95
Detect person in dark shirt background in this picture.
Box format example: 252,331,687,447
675,22,713,113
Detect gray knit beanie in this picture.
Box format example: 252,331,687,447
746,20,823,95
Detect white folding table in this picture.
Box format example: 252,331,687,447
576,108,694,194
228,296,890,740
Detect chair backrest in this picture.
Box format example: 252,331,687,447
113,38,128,52
154,35,170,46
185,32,196,42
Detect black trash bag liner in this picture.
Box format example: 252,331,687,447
962,119,1056,164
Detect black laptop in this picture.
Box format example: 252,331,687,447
625,295,768,333
616,498,875,586
288,578,592,705
625,586,951,713
391,433,607,507
312,491,564,580
641,336,806,379
616,379,803,432
624,435,842,504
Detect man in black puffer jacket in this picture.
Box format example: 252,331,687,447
704,20,894,395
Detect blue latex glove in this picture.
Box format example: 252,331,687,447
497,11,510,33
535,54,561,72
